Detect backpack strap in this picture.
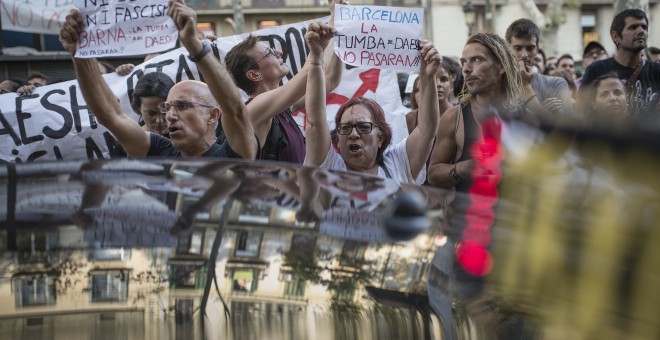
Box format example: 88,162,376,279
379,164,393,179
265,116,284,161
626,60,644,95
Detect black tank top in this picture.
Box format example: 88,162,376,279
456,103,480,163
454,103,480,192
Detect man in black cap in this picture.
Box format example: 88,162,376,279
579,9,660,119
576,41,608,87
647,47,660,63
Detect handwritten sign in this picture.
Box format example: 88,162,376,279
333,4,424,71
0,17,409,162
74,0,177,58
0,0,75,34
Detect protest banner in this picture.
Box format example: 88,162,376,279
0,0,75,34
333,4,424,71
74,0,177,58
0,17,408,163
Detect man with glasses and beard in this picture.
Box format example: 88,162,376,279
58,2,259,159
579,9,660,120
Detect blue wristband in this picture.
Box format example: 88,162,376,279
187,41,211,62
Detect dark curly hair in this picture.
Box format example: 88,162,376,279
130,72,174,115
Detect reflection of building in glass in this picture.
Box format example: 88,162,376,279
0,226,171,339
0,161,443,339
13,276,56,308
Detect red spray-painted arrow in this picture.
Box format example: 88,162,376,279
292,68,382,128
352,68,380,98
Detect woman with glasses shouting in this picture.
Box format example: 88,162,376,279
303,22,441,183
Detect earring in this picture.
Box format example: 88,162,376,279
257,75,263,81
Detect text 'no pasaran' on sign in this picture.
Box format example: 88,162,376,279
333,4,424,71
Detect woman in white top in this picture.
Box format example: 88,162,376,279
303,22,442,184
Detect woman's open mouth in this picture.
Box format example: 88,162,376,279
348,144,362,155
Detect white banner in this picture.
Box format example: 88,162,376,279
74,0,177,58
0,17,409,163
0,0,75,34
334,4,423,71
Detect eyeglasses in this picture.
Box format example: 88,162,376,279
157,100,213,113
337,122,378,135
585,50,606,60
257,47,276,64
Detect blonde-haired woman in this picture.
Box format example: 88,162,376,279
405,59,455,134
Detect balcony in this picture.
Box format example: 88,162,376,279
191,0,423,11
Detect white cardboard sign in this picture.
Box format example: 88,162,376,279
0,17,408,162
0,0,75,34
74,0,177,58
333,4,423,71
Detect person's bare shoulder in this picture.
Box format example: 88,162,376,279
438,105,459,135
405,109,417,134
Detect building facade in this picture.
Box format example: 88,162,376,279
2,0,659,81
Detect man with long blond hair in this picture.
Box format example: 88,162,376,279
428,33,540,191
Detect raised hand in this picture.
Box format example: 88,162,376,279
305,22,335,59
419,40,442,76
328,0,350,27
168,0,199,49
59,9,84,55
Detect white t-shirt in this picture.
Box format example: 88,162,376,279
305,137,426,185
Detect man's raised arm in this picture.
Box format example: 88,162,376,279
59,10,150,157
168,0,257,159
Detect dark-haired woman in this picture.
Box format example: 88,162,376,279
111,72,174,157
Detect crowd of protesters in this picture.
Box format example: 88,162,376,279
1,4,659,190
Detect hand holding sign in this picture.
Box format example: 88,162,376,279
328,0,350,27
333,4,424,71
168,0,200,52
419,40,442,77
74,0,177,58
59,10,85,55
